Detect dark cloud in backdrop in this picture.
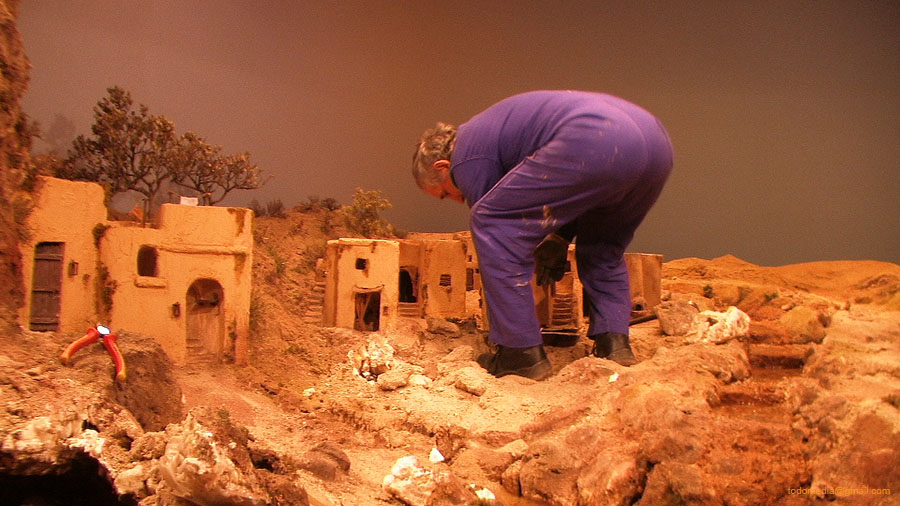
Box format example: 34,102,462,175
19,1,900,266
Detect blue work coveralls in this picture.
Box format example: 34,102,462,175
450,90,673,348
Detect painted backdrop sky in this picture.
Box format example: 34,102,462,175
19,1,900,265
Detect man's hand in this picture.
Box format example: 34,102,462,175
534,234,570,286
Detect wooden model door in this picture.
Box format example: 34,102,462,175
29,242,64,331
186,279,224,359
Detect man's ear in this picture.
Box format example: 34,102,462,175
432,159,451,174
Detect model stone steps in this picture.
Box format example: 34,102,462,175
398,302,420,317
301,282,327,324
185,338,218,366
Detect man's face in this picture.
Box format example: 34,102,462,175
423,181,464,203
423,162,465,203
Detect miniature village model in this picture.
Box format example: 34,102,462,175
22,176,663,363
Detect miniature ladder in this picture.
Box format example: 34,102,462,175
550,293,578,327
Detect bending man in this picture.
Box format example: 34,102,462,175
412,90,673,380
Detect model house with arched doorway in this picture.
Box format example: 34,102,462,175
19,176,253,365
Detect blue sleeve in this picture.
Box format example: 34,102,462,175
451,157,504,207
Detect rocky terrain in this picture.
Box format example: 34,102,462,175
3,2,899,504
1,206,899,506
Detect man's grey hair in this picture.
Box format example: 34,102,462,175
411,122,457,188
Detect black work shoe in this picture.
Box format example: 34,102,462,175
477,344,552,380
590,332,637,366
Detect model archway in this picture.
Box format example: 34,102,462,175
186,278,224,362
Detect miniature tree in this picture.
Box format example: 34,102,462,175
61,87,178,221
61,86,264,219
341,187,394,238
174,132,263,205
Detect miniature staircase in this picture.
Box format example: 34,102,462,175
186,336,218,367
398,302,420,318
302,281,326,325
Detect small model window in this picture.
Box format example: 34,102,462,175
439,274,452,287
137,246,158,277
355,258,368,270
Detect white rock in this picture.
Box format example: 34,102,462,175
348,335,395,380
156,413,266,505
66,429,105,458
383,455,435,506
408,374,432,387
687,306,750,344
474,487,496,501
114,463,148,496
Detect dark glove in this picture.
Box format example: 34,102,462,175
534,234,570,286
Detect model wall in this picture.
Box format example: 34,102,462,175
102,204,252,364
20,177,106,333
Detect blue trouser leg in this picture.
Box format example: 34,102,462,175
574,164,671,335
470,113,673,347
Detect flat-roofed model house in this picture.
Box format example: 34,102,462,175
20,176,253,365
323,236,468,331
322,238,400,331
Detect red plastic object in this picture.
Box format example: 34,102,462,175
101,332,127,382
59,326,127,382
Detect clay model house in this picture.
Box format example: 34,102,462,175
407,231,480,287
322,236,468,331
20,176,253,365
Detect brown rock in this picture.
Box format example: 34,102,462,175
656,300,699,336
575,444,646,505
426,317,461,337
435,424,470,461
516,425,609,504
425,464,480,505
130,431,168,461
256,470,310,506
779,306,827,344
636,462,718,505
453,366,487,396
110,332,184,432
378,363,419,391
451,445,515,479
437,345,476,375
296,442,350,480
748,320,791,344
